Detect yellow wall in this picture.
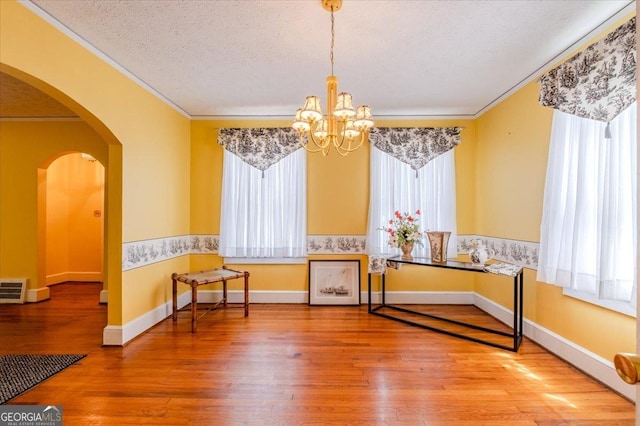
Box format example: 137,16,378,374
67,155,104,275
475,82,552,240
45,156,71,280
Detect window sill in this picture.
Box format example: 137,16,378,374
563,288,636,318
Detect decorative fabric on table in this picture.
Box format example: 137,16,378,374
368,255,401,275
484,262,523,277
368,256,387,274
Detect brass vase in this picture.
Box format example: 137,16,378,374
400,242,414,260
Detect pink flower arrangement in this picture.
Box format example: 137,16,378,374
380,210,424,248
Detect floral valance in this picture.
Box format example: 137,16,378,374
218,128,301,172
368,127,462,170
538,17,636,123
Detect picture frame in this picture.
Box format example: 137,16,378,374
308,259,361,306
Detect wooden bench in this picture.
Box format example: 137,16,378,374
172,266,249,332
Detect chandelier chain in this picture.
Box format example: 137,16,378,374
330,7,335,76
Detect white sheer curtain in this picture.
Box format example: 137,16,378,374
537,103,637,306
219,148,307,258
367,147,457,259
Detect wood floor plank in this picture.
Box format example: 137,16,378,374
0,282,634,424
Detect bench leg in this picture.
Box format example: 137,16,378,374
172,278,178,321
191,284,197,333
223,279,228,307
244,273,249,317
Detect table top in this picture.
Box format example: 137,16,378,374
387,256,523,276
389,255,485,271
173,267,247,285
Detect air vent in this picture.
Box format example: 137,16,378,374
0,278,27,304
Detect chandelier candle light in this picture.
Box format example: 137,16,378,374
292,0,374,156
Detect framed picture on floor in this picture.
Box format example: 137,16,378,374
308,259,361,306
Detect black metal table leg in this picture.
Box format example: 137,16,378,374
366,256,525,352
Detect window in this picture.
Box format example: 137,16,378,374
367,147,458,259
537,103,637,314
218,130,306,262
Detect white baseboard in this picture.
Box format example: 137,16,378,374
46,272,102,285
46,273,67,285
103,298,174,346
26,286,50,302
101,289,636,401
102,325,123,346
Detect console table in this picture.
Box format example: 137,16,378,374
368,256,523,352
172,266,249,332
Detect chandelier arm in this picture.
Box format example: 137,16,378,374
333,132,351,150
335,135,365,155
333,128,368,153
298,127,330,153
334,136,353,155
308,126,331,150
346,134,367,152
334,144,353,156
299,138,325,154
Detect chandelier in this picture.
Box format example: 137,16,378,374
292,0,374,156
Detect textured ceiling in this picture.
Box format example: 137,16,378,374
2,0,635,119
0,73,77,118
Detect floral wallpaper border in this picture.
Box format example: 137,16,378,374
306,235,367,254
457,235,539,269
123,234,538,271
122,234,219,271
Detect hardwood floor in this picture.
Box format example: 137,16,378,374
0,282,634,425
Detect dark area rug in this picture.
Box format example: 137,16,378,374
0,354,86,404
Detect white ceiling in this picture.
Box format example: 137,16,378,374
5,0,636,119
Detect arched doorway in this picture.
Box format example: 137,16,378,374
0,67,123,345
42,152,106,302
